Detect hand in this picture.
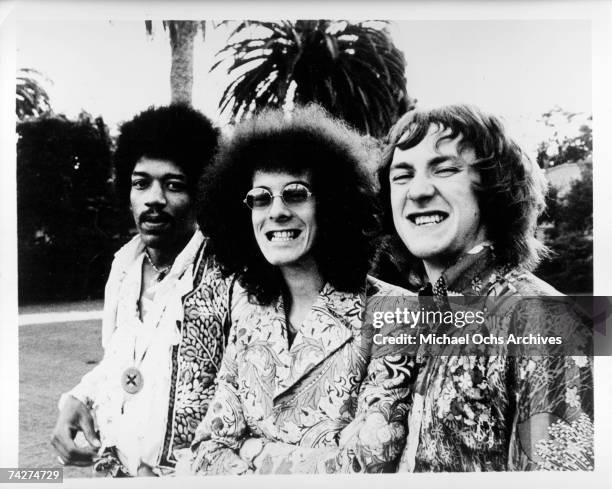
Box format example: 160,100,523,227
191,419,212,449
238,437,265,466
338,412,366,447
137,464,158,477
51,395,101,466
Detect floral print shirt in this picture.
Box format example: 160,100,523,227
397,245,594,471
187,277,416,475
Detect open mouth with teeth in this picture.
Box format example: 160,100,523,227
408,212,449,227
265,230,302,241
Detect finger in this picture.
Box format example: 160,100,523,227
55,454,95,468
79,417,101,449
230,457,250,475
191,428,211,448
338,412,365,447
53,430,97,465
51,432,72,462
66,444,98,464
137,464,157,477
65,458,97,467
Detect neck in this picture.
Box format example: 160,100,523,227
423,233,490,285
144,231,193,269
423,260,445,285
280,260,325,312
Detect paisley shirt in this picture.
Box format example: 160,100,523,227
160,247,234,469
397,244,594,472
188,277,416,475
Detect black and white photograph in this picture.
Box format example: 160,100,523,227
1,1,611,487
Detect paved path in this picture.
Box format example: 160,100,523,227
18,300,104,327
19,309,103,326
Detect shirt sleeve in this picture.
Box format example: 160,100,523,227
506,298,594,471
58,355,109,411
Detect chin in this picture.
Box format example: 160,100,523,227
140,234,163,246
260,248,307,268
263,255,299,267
406,242,447,260
139,232,177,250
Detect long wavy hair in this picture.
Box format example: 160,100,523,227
114,104,219,205
198,104,380,305
377,104,548,273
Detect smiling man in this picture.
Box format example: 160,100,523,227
378,105,594,471
248,171,317,270
51,105,233,476
388,126,485,283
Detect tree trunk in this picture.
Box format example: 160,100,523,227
168,21,198,105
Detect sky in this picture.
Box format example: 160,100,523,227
16,19,592,160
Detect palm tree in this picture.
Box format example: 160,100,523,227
16,68,52,120
213,20,414,137
145,20,206,104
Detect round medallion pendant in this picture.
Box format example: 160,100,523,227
121,367,144,394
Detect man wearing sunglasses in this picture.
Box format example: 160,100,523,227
51,105,233,476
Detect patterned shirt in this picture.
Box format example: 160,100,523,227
398,244,594,471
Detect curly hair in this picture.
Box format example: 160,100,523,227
198,104,380,305
378,104,548,272
114,104,219,204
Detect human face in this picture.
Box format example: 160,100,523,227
250,170,318,269
130,158,196,250
389,126,487,274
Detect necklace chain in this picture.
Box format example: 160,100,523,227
144,248,172,280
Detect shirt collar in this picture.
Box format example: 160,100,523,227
113,228,204,280
421,242,497,297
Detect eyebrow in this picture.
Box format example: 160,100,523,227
131,171,187,180
252,180,310,190
390,155,461,170
389,161,413,171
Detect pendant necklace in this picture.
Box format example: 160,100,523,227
120,255,170,411
121,337,148,397
120,326,161,413
121,343,146,395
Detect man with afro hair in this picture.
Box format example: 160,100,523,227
52,105,232,476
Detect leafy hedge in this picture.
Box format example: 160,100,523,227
535,165,593,294
17,113,131,304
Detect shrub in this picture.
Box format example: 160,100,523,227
536,165,593,294
17,113,130,303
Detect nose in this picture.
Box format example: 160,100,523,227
408,172,435,201
267,194,291,220
145,181,167,207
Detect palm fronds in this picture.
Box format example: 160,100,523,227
213,20,413,137
16,68,52,120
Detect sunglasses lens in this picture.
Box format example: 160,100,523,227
282,184,310,205
245,183,311,209
245,189,272,209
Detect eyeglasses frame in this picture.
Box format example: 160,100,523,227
242,182,314,210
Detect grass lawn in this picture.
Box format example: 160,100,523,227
19,319,103,478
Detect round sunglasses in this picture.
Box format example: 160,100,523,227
243,182,313,210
